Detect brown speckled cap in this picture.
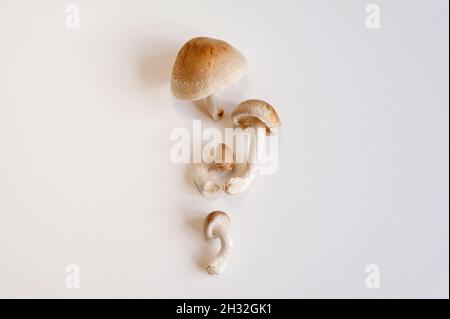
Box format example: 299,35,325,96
231,99,281,135
171,37,247,101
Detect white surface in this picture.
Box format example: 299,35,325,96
0,0,448,298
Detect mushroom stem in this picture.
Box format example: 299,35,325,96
207,228,233,275
226,125,265,194
214,143,235,171
205,94,224,121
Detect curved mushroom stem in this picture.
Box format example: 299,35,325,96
206,94,224,121
226,125,265,194
207,228,233,275
193,163,223,199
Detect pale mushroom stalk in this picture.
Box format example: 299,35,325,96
214,143,235,172
204,211,232,275
207,227,233,275
226,125,265,194
205,94,224,121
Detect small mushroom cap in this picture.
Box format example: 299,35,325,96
214,143,235,171
204,211,230,239
231,99,281,135
171,37,248,101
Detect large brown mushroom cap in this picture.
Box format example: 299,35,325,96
231,99,281,135
171,37,248,101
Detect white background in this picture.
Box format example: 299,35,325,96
0,0,448,298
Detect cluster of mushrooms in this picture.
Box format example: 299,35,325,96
171,37,281,275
